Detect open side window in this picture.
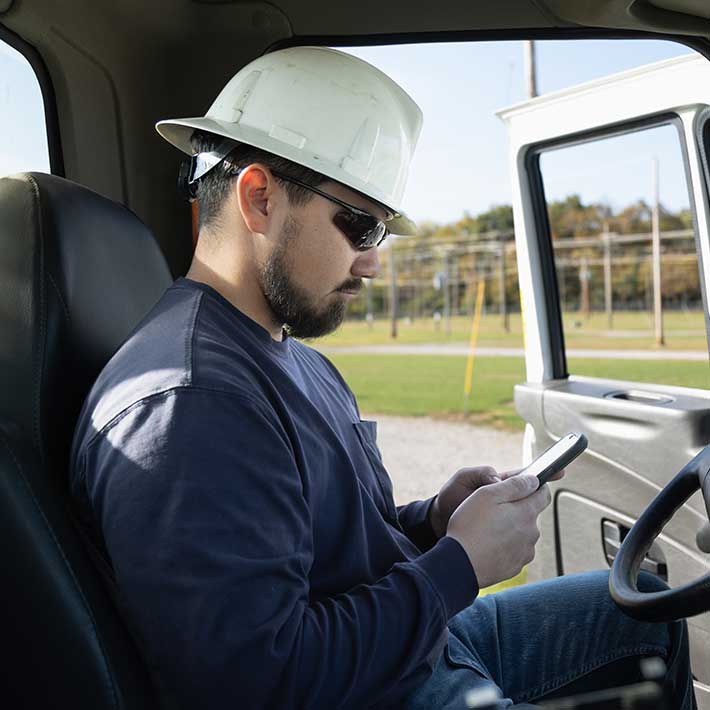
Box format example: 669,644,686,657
529,114,706,385
0,33,51,177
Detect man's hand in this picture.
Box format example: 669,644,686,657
428,466,502,538
446,474,550,588
428,465,566,539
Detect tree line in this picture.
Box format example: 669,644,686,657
346,195,699,321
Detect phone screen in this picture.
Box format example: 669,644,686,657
524,434,579,478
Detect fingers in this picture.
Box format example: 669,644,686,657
524,546,537,566
486,473,539,502
502,467,566,482
547,467,566,482
454,465,501,485
499,468,522,480
522,483,552,517
493,480,551,518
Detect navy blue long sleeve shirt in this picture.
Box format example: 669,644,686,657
70,277,479,709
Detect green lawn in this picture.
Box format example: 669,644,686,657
317,310,709,352
327,353,710,431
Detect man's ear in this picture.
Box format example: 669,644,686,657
235,164,275,234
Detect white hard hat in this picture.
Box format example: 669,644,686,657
156,46,422,235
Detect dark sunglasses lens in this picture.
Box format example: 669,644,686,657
333,211,387,251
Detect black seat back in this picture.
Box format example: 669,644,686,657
0,172,173,708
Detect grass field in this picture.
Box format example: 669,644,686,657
318,310,709,351
326,353,710,431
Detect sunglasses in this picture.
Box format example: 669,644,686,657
183,144,393,252
269,171,391,252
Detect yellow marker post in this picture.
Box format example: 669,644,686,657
519,288,527,352
463,280,486,410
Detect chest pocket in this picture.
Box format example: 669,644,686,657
353,420,402,529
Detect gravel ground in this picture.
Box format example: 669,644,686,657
372,415,554,586
368,414,524,506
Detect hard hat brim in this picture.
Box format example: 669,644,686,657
156,116,417,236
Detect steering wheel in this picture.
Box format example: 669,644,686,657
609,444,710,622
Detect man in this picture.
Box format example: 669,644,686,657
70,46,696,709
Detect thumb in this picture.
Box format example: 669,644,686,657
489,473,539,502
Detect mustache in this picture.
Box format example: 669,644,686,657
337,279,363,293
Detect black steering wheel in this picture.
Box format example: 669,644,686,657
609,444,710,622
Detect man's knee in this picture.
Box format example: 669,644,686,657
636,570,670,594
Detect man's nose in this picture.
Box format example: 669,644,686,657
351,245,381,279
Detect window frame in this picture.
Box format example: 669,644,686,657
0,22,64,176
524,112,702,380
693,109,710,354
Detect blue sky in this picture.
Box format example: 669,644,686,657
0,37,696,225
342,39,695,224
0,40,50,176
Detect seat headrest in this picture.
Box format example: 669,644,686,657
0,172,172,467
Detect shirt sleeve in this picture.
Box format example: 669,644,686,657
77,387,478,709
397,497,441,553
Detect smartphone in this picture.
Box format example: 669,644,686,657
522,432,588,488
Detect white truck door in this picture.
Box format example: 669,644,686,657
501,54,710,704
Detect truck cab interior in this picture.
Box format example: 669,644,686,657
4,1,710,708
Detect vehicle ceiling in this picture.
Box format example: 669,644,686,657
1,0,710,274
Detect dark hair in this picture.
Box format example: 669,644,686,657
189,130,327,230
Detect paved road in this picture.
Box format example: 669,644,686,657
322,343,710,361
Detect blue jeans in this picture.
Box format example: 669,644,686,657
403,570,696,709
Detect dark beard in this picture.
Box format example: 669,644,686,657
260,217,350,339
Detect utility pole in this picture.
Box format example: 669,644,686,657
579,256,591,319
559,263,567,313
498,241,509,332
443,251,451,336
523,40,538,99
412,254,420,321
365,279,374,330
388,239,398,339
603,227,613,330
651,157,664,346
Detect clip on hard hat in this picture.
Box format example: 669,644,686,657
178,139,237,202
